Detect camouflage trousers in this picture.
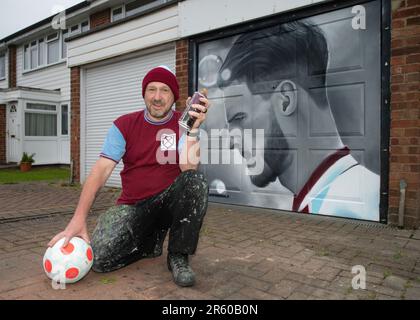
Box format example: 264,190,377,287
91,170,208,273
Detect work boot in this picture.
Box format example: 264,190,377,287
167,253,196,287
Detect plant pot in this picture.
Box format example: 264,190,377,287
20,162,32,172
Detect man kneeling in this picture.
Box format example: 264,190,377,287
48,66,210,287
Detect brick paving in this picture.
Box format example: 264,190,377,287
1,182,420,300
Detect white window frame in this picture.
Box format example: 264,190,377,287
30,40,38,69
111,1,167,22
24,102,58,138
38,38,45,66
61,29,69,59
81,20,90,32
46,31,60,65
0,52,5,80
60,104,69,136
111,5,125,22
23,44,30,71
22,20,89,73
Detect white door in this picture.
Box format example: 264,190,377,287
7,103,20,163
83,47,175,186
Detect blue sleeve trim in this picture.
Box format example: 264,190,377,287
100,124,126,163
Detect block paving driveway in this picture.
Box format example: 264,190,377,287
1,181,420,300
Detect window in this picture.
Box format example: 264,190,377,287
30,41,38,69
70,24,79,34
23,20,89,71
27,104,56,111
62,29,68,59
81,21,89,32
61,105,69,135
25,103,57,137
24,45,30,70
47,32,59,64
112,1,166,21
38,38,45,66
0,53,5,79
111,6,124,21
125,0,157,17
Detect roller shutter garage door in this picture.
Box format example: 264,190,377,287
83,47,175,187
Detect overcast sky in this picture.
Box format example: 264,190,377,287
0,0,84,40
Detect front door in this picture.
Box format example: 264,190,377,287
7,103,20,163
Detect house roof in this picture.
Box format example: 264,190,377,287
0,1,91,43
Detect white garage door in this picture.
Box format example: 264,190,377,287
83,47,175,187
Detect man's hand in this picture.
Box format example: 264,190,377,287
188,96,210,130
48,216,90,248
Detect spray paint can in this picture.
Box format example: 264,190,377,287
178,89,208,131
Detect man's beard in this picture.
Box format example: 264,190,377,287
246,118,291,189
249,159,277,188
147,101,171,119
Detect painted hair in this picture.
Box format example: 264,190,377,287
217,20,329,93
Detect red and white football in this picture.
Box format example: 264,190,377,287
43,237,93,284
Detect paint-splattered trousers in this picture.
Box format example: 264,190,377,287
91,170,208,273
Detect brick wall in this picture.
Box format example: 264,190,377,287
0,105,6,164
90,8,111,29
175,39,189,111
70,67,80,183
389,0,420,228
8,45,16,88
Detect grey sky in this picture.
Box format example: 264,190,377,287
0,0,84,40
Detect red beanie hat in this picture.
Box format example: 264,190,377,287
142,66,179,102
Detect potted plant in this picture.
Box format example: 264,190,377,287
20,152,36,172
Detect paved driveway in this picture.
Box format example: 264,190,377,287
1,182,420,300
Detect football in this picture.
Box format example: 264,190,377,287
43,237,94,284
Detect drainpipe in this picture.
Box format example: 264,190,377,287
398,179,407,228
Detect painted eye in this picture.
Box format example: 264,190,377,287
229,112,247,123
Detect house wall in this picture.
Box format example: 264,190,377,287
8,45,16,88
90,8,111,29
389,0,420,228
70,67,80,183
16,47,71,101
0,105,5,163
178,0,328,38
0,49,8,89
175,39,188,111
67,4,179,67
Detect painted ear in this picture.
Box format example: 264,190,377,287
270,80,297,117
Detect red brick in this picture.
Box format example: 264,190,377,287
407,72,420,82
391,55,407,66
407,53,420,63
405,127,420,136
406,35,420,46
407,0,420,7
391,119,419,128
392,7,420,19
391,74,405,83
392,19,406,29
71,67,80,182
407,16,420,26
90,9,111,29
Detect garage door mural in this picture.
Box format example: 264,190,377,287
194,1,383,221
